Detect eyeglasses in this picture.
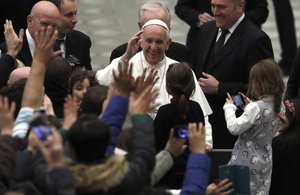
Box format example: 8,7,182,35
31,16,58,29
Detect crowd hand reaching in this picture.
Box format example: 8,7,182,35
188,122,206,154
102,83,116,114
134,67,159,96
206,179,234,195
129,84,158,115
0,95,16,136
121,30,143,64
33,128,65,170
199,72,219,95
62,95,78,130
112,61,136,97
33,26,63,66
198,12,215,26
165,129,187,158
4,19,24,59
41,94,55,116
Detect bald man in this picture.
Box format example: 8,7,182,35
0,1,60,66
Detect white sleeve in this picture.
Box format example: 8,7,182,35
204,115,213,147
223,102,260,135
95,57,121,86
190,71,213,116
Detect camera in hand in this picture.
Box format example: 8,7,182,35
173,125,189,138
28,113,51,142
232,94,245,107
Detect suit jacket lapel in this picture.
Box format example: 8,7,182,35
20,35,33,66
207,19,246,71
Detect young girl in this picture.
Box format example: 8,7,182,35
154,62,205,189
68,69,92,108
223,59,285,194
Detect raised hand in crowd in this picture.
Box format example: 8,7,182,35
135,67,159,95
121,30,143,64
188,122,206,154
41,94,55,116
112,61,136,97
62,95,78,130
129,83,158,116
33,26,63,65
206,179,234,195
0,95,16,136
22,26,62,109
4,19,24,59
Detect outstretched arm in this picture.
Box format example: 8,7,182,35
22,26,62,108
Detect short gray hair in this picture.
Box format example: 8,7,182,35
138,1,171,24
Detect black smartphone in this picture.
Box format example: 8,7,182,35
232,94,245,107
173,125,189,138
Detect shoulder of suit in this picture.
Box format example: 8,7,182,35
68,29,91,40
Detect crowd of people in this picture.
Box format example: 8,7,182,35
0,0,299,195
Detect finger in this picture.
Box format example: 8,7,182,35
9,101,16,115
202,72,209,78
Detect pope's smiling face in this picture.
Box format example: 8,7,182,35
140,25,171,65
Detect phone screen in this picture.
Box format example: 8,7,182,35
174,125,189,138
232,95,244,107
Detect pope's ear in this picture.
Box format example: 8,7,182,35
166,38,172,51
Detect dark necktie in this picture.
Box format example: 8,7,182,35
54,39,64,51
214,29,229,53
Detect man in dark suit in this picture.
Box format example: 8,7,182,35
175,0,269,53
284,45,300,100
109,1,191,65
0,1,60,67
51,0,92,70
191,0,273,149
0,0,92,70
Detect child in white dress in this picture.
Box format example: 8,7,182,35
223,59,285,195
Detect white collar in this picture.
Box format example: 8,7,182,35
227,13,245,34
140,51,167,69
26,29,35,57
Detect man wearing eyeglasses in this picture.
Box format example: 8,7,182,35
0,1,60,67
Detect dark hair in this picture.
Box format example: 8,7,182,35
247,59,284,113
79,85,108,116
68,114,110,163
67,69,92,95
166,62,195,119
0,78,26,119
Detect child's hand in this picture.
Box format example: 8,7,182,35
238,92,251,106
225,93,234,105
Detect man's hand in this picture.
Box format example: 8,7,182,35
4,19,24,58
198,12,215,26
199,72,219,94
33,26,63,66
0,95,16,135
